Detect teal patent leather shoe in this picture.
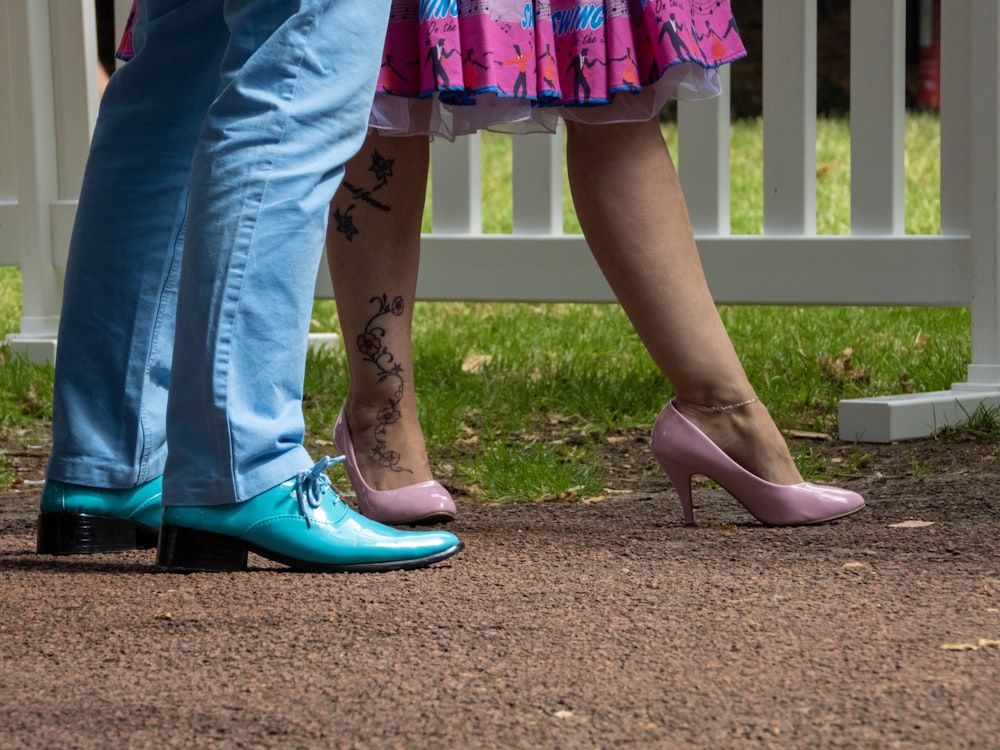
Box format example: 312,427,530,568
36,477,162,555
157,456,464,573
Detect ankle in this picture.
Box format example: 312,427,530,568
341,396,433,489
674,394,759,415
673,398,804,486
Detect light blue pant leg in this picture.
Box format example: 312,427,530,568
163,0,392,506
47,1,228,489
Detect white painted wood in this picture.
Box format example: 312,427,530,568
430,134,481,234
678,67,730,236
967,0,1000,376
850,0,905,234
762,0,816,235
839,390,1000,443
4,0,97,364
939,0,971,235
0,2,15,198
511,130,563,235
410,234,969,306
50,0,99,198
0,1,19,265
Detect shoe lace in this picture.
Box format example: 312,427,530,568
294,455,346,526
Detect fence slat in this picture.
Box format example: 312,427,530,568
512,131,563,235
0,2,19,266
850,0,906,234
762,0,816,234
430,134,481,234
4,0,97,356
50,0,99,199
940,0,971,235
678,67,731,236
0,1,15,200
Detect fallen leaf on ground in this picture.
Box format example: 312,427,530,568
460,352,492,373
888,520,937,528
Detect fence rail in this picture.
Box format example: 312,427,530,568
3,0,1000,441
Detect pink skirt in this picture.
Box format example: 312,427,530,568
117,1,746,140
372,0,747,139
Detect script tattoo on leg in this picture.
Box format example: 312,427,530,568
334,149,395,242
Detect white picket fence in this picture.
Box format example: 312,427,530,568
2,0,1000,442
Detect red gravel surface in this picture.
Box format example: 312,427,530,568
2,431,998,749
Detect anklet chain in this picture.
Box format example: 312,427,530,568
675,396,760,413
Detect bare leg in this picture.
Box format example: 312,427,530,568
564,118,802,485
327,132,433,491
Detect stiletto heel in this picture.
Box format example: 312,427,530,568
654,458,696,525
651,401,865,526
334,406,457,526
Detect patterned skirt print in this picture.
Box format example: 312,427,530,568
371,0,746,138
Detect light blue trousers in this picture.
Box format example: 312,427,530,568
47,0,390,506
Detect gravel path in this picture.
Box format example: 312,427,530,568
2,459,998,749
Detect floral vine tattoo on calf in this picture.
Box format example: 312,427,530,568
356,293,413,475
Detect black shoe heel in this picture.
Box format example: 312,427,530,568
36,512,157,555
157,525,249,571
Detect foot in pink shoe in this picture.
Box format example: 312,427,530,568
651,401,865,526
334,407,456,526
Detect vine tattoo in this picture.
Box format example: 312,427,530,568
356,293,412,475
334,149,395,242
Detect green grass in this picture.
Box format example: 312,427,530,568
1,114,979,500
308,299,972,498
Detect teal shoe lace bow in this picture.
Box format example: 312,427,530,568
295,455,346,525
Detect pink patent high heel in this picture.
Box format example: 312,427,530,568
650,401,865,526
334,407,456,526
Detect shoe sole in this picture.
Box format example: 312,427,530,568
156,524,465,573
395,511,456,527
36,512,158,555
773,502,867,527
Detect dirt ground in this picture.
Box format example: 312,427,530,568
1,424,998,749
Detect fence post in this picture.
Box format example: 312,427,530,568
4,0,98,364
962,0,1000,387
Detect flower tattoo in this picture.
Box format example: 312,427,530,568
369,150,395,185
357,294,412,474
333,206,358,242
